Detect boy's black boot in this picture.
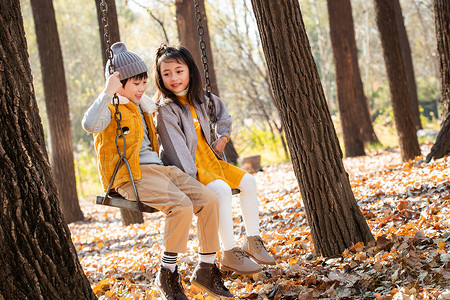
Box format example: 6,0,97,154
190,262,234,299
155,266,188,300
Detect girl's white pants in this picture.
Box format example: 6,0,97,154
207,173,259,250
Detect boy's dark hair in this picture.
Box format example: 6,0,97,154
120,72,148,87
153,44,204,107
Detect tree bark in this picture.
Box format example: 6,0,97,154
250,0,374,257
433,0,450,120
327,0,366,157
374,0,421,161
426,115,450,162
30,0,84,223
0,1,96,298
95,0,144,225
175,0,239,164
426,0,450,162
329,0,379,149
393,0,422,130
175,0,219,95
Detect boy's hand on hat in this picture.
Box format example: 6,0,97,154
103,72,122,97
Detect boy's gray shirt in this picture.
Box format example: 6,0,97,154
82,92,162,165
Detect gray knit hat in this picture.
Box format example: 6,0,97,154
104,42,148,81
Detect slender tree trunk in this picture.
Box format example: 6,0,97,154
175,0,239,164
413,1,441,118
175,0,219,96
355,76,380,145
374,0,421,161
95,0,144,225
432,0,450,120
426,115,450,162
30,0,84,223
352,43,380,146
266,81,289,160
275,124,289,160
426,0,450,162
0,1,95,298
394,0,422,130
327,0,365,157
328,0,379,148
250,0,374,257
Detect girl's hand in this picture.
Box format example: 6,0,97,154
103,72,121,97
212,136,228,155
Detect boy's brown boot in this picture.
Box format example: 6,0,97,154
242,236,276,265
221,247,262,274
155,266,188,300
190,262,233,299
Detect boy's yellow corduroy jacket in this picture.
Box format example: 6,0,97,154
94,95,159,191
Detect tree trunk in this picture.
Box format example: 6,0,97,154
426,0,450,162
276,125,289,160
267,82,290,160
250,0,374,257
394,0,422,130
426,115,450,162
175,0,239,164
30,0,84,224
175,0,219,95
374,0,421,161
328,0,379,149
95,0,144,225
0,1,96,298
327,0,365,157
433,0,450,120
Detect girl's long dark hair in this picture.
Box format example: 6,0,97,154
153,44,204,107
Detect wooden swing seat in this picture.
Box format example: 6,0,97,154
96,192,158,213
96,188,240,213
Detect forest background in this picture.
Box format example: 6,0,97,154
20,0,440,200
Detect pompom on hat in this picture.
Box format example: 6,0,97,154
104,42,148,81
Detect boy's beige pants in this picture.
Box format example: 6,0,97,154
116,164,220,254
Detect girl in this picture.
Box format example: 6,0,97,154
153,44,275,275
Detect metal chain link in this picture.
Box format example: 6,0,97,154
99,0,142,210
194,0,217,135
100,0,126,159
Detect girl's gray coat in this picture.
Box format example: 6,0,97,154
156,93,232,178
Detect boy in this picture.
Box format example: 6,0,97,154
82,42,233,300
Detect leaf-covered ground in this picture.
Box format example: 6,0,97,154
69,144,450,299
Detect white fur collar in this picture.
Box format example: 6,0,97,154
140,94,158,114
110,94,158,114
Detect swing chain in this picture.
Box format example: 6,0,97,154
194,0,217,135
100,0,126,159
97,0,144,212
100,1,114,74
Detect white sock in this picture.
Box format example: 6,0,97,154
199,252,216,264
161,252,177,272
